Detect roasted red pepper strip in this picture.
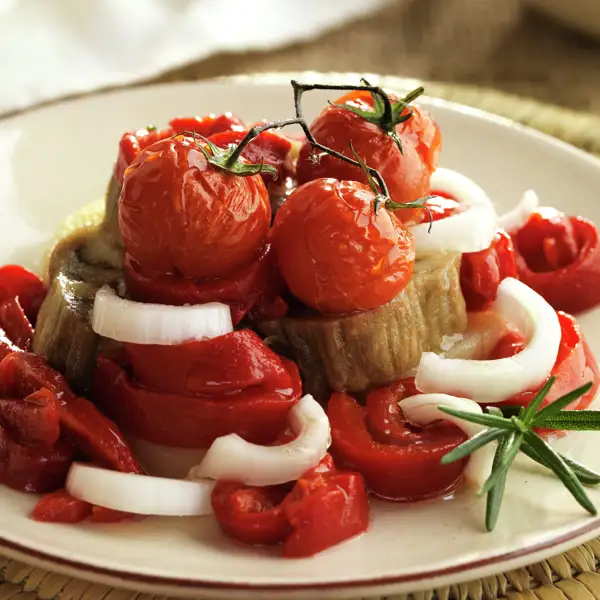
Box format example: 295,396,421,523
94,356,301,448
169,113,245,136
0,298,33,351
0,427,73,493
460,229,517,311
0,266,47,324
489,330,526,360
209,129,293,186
328,390,467,501
0,353,142,473
512,209,600,314
114,114,245,184
0,389,60,446
31,489,92,523
496,311,599,412
211,455,369,557
124,330,291,395
124,243,285,324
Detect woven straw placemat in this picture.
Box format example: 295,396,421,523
2,77,600,600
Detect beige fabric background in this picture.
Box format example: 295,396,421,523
152,0,600,112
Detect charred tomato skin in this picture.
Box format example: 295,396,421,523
296,90,441,221
119,135,271,280
271,178,415,315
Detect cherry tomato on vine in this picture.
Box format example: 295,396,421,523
119,135,271,280
271,178,415,314
296,90,441,220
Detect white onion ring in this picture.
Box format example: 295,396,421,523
415,278,561,403
410,168,498,255
189,395,330,486
66,463,215,516
92,285,232,344
498,190,539,233
400,394,494,488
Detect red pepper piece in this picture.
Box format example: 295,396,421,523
282,470,369,558
169,113,245,137
0,388,60,446
489,330,526,360
211,482,292,546
0,330,20,362
365,378,420,444
114,128,174,183
94,356,301,449
0,298,33,351
460,229,517,311
0,426,74,493
209,129,293,186
0,353,142,473
0,266,47,324
124,330,291,395
91,506,133,523
328,390,467,501
501,311,599,413
212,455,369,557
513,210,600,314
31,489,92,523
124,243,285,325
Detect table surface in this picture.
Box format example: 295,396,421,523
151,0,600,113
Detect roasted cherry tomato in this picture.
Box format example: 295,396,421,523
119,135,271,280
460,230,517,311
0,298,33,351
271,178,415,314
328,388,466,501
93,354,301,449
512,208,600,314
124,243,285,325
489,330,526,360
170,113,245,136
296,90,441,219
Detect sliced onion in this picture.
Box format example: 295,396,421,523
66,463,215,516
410,168,498,255
400,394,494,488
189,395,330,486
498,189,539,233
92,285,232,344
126,435,207,479
415,277,561,403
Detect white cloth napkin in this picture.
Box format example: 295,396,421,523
0,0,394,116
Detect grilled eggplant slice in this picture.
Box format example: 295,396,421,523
259,254,467,399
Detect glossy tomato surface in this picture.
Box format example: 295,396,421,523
271,178,415,314
296,91,441,218
119,135,271,280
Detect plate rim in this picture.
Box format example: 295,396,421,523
4,71,600,598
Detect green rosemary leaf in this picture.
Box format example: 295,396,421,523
524,431,597,515
498,405,523,419
486,437,510,532
441,428,505,464
437,406,516,430
521,442,600,486
479,431,524,496
533,382,595,425
522,376,556,426
487,406,504,418
535,411,600,431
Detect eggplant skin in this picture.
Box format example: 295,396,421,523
258,254,467,400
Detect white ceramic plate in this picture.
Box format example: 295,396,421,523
2,73,600,599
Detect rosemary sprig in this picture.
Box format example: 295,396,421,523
439,378,600,531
